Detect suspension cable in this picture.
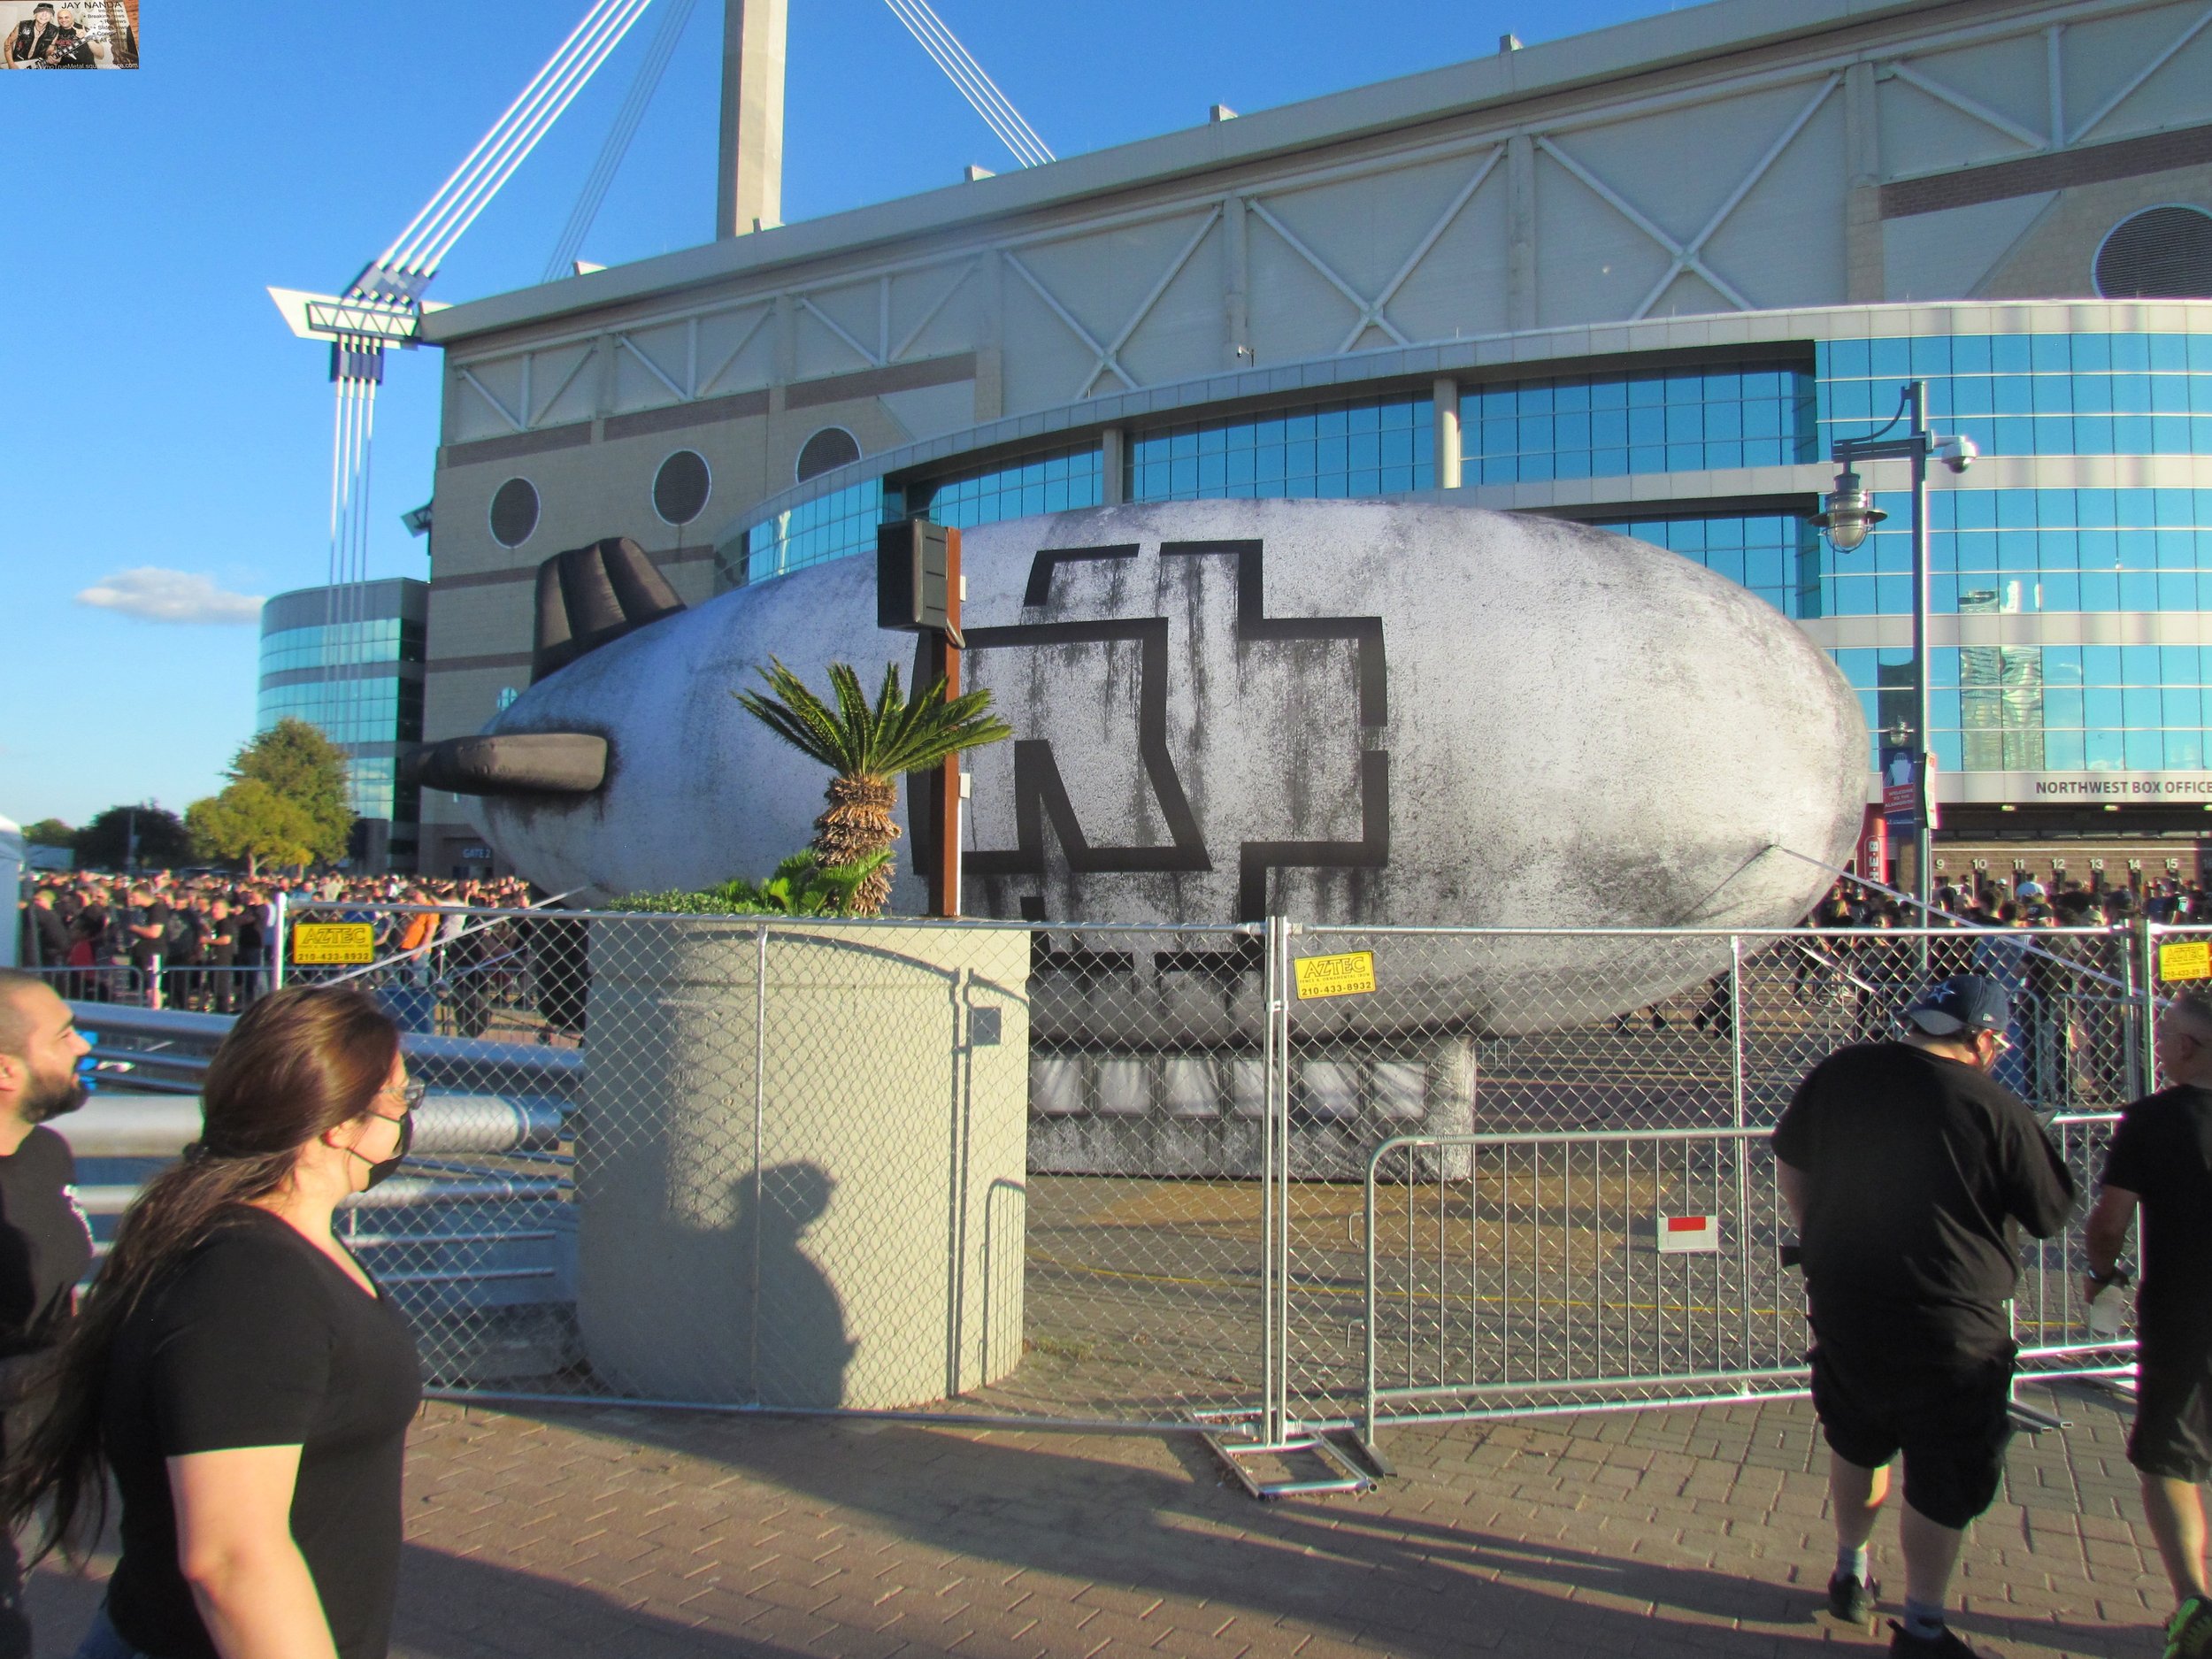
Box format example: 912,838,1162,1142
375,0,636,278
881,0,1052,167
544,0,703,280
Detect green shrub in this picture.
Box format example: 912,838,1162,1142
604,849,895,918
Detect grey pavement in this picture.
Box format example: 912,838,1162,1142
27,1379,2168,1658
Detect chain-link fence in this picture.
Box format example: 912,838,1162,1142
280,902,1278,1430
59,908,2164,1448
1283,926,2142,1432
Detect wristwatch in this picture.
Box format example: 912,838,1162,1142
2088,1263,2135,1289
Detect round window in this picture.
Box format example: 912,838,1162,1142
795,426,861,483
2093,204,2212,299
488,478,540,549
653,449,712,526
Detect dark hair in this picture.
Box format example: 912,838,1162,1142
2170,988,2212,1032
0,987,398,1563
0,970,52,1061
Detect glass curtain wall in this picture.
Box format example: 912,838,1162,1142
1461,362,1816,483
1128,392,1433,500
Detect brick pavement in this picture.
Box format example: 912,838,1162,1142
27,1379,2167,1658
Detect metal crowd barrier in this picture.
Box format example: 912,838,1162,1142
58,1092,565,1158
1362,1126,1801,1443
1358,1118,2139,1448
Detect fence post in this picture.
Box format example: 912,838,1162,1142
2122,918,2150,1100
2140,918,2161,1095
1729,934,1751,1367
1263,913,1291,1445
1727,935,1746,1132
271,888,288,991
750,922,768,1407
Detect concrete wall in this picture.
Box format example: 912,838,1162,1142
574,920,1027,1410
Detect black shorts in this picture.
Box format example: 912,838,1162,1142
2130,1352,2212,1482
1809,1346,2015,1529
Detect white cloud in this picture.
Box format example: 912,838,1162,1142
74,568,264,626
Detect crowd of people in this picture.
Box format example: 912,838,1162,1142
13,872,541,1019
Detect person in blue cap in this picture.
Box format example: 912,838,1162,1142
1773,973,2075,1658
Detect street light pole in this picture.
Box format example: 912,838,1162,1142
1908,380,1933,927
1810,380,1975,928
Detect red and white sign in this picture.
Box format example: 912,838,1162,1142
1859,808,1887,882
1657,1214,1720,1255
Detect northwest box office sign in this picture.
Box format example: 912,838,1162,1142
2,1,136,68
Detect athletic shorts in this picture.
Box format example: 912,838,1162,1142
1808,1345,2016,1530
2130,1352,2212,1482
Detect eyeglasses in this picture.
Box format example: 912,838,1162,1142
373,1079,426,1122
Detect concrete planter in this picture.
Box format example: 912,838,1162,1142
574,918,1027,1409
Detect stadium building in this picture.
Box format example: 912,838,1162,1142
414,0,2212,892
257,579,428,872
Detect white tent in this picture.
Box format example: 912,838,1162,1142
0,815,21,968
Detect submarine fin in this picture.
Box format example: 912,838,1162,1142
533,536,687,683
412,733,608,796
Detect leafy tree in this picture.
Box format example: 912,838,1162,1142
608,852,897,918
734,659,1010,916
227,718,350,864
73,805,191,872
19,819,72,848
186,781,321,876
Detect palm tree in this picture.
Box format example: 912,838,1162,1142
733,658,1012,916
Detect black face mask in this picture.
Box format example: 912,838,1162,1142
351,1112,413,1190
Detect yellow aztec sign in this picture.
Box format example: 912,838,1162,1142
2161,941,2212,983
290,922,376,965
1294,950,1377,1000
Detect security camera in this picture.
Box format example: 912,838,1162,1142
1934,434,1978,475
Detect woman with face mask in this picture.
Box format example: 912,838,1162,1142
0,987,422,1659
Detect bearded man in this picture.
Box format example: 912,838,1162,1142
0,971,95,1659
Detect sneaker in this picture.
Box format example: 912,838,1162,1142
1888,1619,1985,1657
2164,1594,2212,1659
1826,1571,1878,1624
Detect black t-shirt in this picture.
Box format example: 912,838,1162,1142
101,1208,422,1659
0,1126,91,1359
201,918,237,965
1772,1041,2076,1370
2103,1084,2212,1363
127,902,169,967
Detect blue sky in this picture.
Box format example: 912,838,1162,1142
0,0,1658,830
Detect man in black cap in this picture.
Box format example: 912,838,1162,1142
1774,973,2075,1658
2084,987,2212,1659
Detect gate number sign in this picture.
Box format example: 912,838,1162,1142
2162,941,2212,983
1293,951,1377,1000
1657,1214,1720,1255
291,922,376,965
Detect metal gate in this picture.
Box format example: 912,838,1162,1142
1270,925,2146,1443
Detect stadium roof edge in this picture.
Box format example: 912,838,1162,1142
421,0,1949,348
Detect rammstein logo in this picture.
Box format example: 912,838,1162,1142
923,537,1387,923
